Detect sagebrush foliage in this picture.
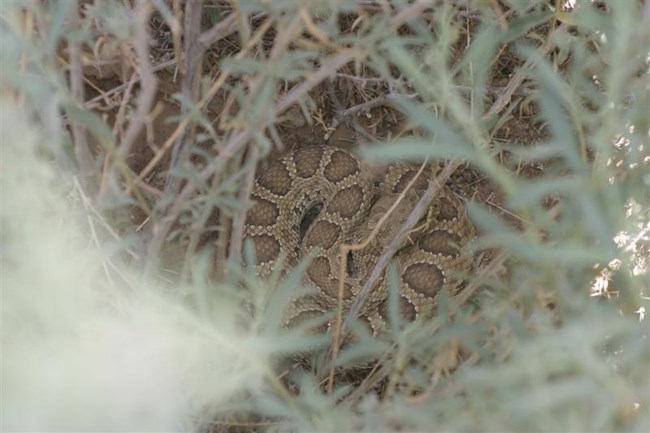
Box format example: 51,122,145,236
1,1,648,431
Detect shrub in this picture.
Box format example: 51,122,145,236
1,1,648,431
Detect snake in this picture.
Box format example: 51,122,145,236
243,144,476,337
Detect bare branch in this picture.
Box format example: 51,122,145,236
199,13,238,48
114,1,158,161
163,0,203,196
68,0,95,190
482,23,568,120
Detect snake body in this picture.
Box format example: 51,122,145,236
244,145,476,335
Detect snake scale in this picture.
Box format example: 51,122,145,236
243,144,476,336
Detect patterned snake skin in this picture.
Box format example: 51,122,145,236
244,145,476,335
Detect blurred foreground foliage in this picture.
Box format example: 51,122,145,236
1,1,648,431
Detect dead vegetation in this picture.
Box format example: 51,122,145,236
2,0,648,431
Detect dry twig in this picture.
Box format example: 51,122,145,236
114,1,158,161
67,0,95,190
326,160,463,391
482,23,568,120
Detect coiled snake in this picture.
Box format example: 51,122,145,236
244,145,476,335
